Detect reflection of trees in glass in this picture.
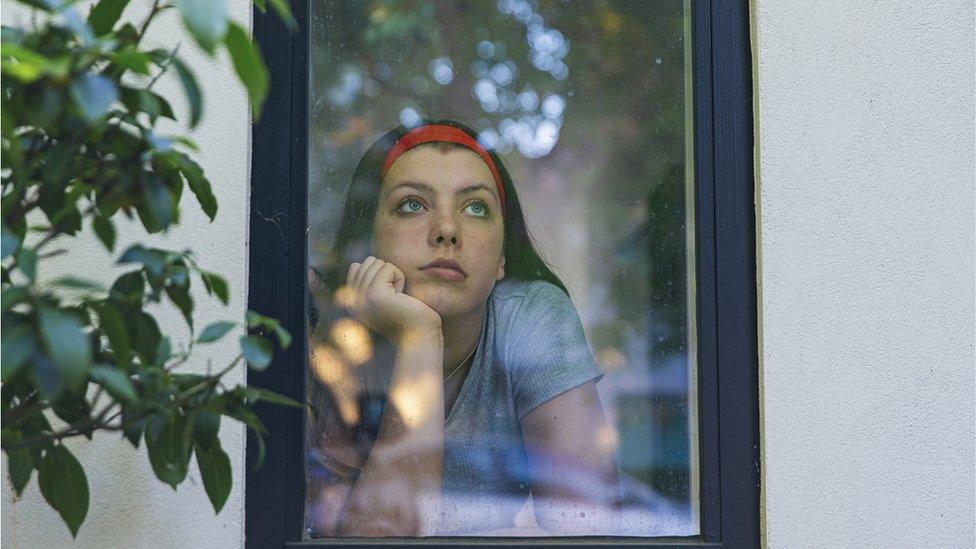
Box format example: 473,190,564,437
309,0,690,507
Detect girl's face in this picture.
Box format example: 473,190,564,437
373,145,505,320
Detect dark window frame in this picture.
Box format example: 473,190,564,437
245,1,758,547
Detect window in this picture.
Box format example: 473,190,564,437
246,0,757,546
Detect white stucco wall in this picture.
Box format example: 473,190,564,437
3,1,974,548
754,1,975,547
1,2,253,547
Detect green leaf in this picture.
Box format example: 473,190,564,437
246,310,291,348
193,410,220,449
1,223,19,259
175,0,228,54
224,403,266,468
6,446,34,496
167,153,216,220
88,0,133,36
171,57,202,127
145,90,176,120
145,413,191,488
109,45,150,75
90,364,137,403
200,271,228,305
139,174,176,232
245,387,302,408
121,406,148,448
32,351,65,400
268,0,297,29
38,445,89,537
50,277,106,291
174,136,198,151
92,214,115,252
109,271,145,307
223,22,268,119
70,72,118,121
130,312,162,365
252,430,266,469
37,302,92,390
155,93,176,120
195,439,232,514
2,322,37,382
158,338,173,367
118,245,166,279
2,286,30,312
169,265,190,288
249,0,295,28
239,335,272,370
165,284,193,329
1,43,45,81
224,402,268,435
197,321,235,343
17,247,37,281
51,391,92,427
0,43,68,83
273,324,292,349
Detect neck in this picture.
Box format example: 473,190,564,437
439,304,486,376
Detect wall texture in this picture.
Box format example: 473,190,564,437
3,1,974,548
754,1,975,547
1,2,253,547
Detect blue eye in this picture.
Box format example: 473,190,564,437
397,197,426,213
464,201,489,217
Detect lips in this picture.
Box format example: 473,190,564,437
419,258,467,279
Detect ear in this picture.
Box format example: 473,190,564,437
495,254,506,281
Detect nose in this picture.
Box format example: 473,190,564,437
429,210,459,247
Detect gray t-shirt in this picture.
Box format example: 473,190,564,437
435,278,604,534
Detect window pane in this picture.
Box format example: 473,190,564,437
306,0,697,537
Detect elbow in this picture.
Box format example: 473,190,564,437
333,498,427,537
334,516,423,537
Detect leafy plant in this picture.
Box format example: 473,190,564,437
1,0,295,537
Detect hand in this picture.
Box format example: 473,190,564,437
344,256,442,345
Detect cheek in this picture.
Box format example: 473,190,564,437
373,219,426,259
467,231,504,276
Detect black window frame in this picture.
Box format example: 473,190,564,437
246,1,758,547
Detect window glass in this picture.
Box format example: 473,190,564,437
306,0,697,537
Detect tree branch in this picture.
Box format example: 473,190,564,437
2,354,247,452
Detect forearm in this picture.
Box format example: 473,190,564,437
337,331,445,536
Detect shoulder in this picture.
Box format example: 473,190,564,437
490,278,569,312
489,278,581,352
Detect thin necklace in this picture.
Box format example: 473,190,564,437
444,345,477,383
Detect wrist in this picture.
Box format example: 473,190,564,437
394,323,443,349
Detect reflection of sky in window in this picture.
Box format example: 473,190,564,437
322,0,573,159
427,57,454,86
468,0,571,158
399,107,422,128
327,67,362,108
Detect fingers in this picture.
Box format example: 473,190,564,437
346,261,361,291
365,262,403,293
359,257,386,289
353,256,378,288
345,256,401,295
391,265,406,294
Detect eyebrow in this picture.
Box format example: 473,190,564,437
384,181,499,202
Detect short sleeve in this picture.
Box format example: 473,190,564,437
505,281,604,420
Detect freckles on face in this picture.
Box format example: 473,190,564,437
371,146,505,318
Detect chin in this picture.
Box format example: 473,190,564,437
411,289,468,319
409,281,493,320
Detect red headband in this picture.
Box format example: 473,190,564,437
381,124,506,209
